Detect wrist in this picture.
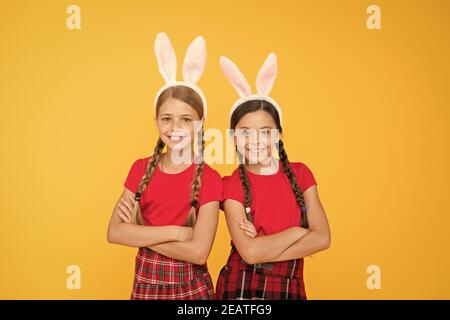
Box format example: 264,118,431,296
167,226,180,241
292,226,309,238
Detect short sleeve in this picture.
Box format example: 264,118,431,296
123,158,145,194
198,168,223,208
221,174,245,210
295,162,317,193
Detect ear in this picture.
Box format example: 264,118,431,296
154,32,177,83
219,56,252,98
182,36,206,84
256,53,277,96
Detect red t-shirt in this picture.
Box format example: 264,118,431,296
123,156,223,226
222,161,317,235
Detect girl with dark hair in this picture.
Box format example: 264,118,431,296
107,33,222,300
215,53,331,300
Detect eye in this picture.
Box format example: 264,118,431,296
239,129,250,137
260,129,271,136
182,118,192,122
161,117,171,121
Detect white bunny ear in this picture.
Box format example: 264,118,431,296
219,56,252,98
154,32,177,83
256,53,277,96
182,36,206,84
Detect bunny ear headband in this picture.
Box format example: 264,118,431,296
153,32,207,119
219,53,282,125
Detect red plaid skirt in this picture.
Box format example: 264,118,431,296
215,246,307,300
130,247,215,300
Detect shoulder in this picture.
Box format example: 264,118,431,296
222,167,241,182
201,163,223,187
222,168,243,190
221,168,244,205
123,156,152,193
202,163,221,179
288,161,317,192
289,161,312,175
128,156,152,172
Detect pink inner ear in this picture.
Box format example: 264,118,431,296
223,67,251,97
220,56,251,98
183,36,206,84
256,53,277,96
161,46,173,70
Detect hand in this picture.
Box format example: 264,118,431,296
117,195,136,224
293,226,310,238
239,218,257,238
174,226,194,242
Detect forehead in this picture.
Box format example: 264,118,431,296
236,110,276,128
158,97,198,116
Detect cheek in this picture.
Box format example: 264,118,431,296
182,125,194,141
260,135,271,146
234,137,247,150
156,121,169,133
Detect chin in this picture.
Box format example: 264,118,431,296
170,139,192,151
245,151,270,164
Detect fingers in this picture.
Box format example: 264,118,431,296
117,211,131,223
239,221,257,237
240,220,255,230
244,230,256,238
117,203,132,223
121,198,134,213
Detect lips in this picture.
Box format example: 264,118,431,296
167,135,186,142
247,148,266,153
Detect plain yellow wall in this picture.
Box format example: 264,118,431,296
1,0,449,299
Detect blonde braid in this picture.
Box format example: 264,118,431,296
131,138,165,225
184,128,205,227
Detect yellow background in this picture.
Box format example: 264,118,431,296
1,0,449,299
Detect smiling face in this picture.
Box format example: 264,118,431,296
234,109,280,165
157,97,201,151
230,100,282,166
155,86,204,153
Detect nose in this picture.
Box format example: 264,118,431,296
170,119,182,131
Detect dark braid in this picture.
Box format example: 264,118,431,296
277,139,308,228
235,146,253,222
184,128,205,227
131,138,165,225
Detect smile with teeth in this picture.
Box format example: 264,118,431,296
247,147,266,153
168,134,187,142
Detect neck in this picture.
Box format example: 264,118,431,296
245,156,279,175
163,147,195,168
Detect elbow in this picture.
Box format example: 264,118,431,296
239,247,258,265
242,256,257,265
321,232,331,250
192,250,209,265
107,230,115,244
193,256,207,266
107,226,118,244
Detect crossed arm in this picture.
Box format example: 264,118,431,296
107,187,219,265
224,185,331,264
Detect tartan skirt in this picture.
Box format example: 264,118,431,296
130,247,215,300
215,246,307,300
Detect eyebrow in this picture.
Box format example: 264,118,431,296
236,126,273,129
159,113,194,117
